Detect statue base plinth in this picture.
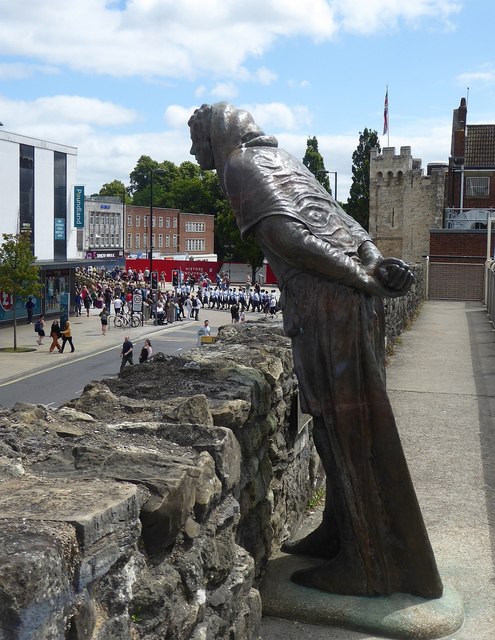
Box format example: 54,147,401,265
260,555,464,640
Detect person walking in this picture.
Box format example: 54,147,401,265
74,290,82,316
83,294,91,317
49,320,62,353
120,335,133,371
25,297,35,324
99,308,109,335
60,320,75,353
35,315,46,345
197,319,211,346
139,338,152,363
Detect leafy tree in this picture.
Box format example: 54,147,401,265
214,201,264,282
129,157,179,207
346,128,381,230
97,180,130,203
0,232,42,350
303,136,331,194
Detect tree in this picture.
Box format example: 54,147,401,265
346,128,381,231
303,136,331,194
97,180,130,203
0,232,42,350
214,201,264,282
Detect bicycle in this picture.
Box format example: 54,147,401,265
114,312,142,329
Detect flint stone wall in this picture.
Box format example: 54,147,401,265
384,263,424,345
0,321,320,640
0,280,423,640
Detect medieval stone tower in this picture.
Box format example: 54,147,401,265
368,146,447,264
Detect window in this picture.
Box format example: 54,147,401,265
152,233,156,247
143,236,147,249
136,215,141,228
185,221,205,233
127,233,132,248
135,233,140,249
158,217,163,228
173,217,177,228
158,234,163,248
144,217,147,228
127,215,132,226
166,235,170,248
172,234,177,248
186,238,205,251
466,176,490,197
166,217,171,228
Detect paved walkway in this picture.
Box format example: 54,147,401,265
261,300,495,639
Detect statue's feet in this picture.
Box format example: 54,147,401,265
281,523,339,559
290,555,369,596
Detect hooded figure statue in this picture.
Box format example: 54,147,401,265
188,102,443,599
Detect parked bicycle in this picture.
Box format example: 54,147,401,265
114,312,142,328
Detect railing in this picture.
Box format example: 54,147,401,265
445,208,495,230
485,260,495,327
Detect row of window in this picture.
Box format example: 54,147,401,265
89,213,120,226
125,234,206,251
127,234,177,249
89,235,120,247
185,221,205,232
127,215,178,229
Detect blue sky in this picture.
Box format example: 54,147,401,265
1,0,494,201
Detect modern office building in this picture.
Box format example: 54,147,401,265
0,128,109,322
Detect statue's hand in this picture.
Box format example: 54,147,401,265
374,258,414,295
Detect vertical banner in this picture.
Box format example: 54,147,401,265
60,292,70,329
74,185,85,228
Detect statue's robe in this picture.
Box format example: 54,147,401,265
223,140,443,598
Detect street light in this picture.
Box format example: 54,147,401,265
149,168,166,277
317,170,338,201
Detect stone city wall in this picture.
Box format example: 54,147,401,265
0,321,319,640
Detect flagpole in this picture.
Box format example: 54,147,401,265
383,85,389,146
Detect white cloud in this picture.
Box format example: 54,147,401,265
210,82,239,100
0,62,59,80
0,0,459,81
0,94,137,129
243,102,312,131
457,69,495,85
331,0,462,34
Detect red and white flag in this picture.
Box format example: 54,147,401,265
383,88,389,135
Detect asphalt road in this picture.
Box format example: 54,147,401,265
0,321,201,409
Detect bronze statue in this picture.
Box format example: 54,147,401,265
188,103,443,599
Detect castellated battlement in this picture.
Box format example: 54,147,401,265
369,146,447,264
370,146,422,174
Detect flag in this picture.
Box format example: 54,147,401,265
383,88,389,135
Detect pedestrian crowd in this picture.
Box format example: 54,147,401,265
74,266,280,326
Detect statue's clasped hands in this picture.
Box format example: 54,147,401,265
374,258,414,297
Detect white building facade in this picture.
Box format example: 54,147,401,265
0,129,86,322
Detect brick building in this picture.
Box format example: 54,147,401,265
124,205,215,259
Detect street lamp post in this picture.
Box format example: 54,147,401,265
317,170,338,200
149,169,166,277
122,187,126,260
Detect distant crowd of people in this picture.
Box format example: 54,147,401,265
74,266,279,326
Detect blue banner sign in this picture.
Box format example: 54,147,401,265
74,186,85,228
54,218,66,240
